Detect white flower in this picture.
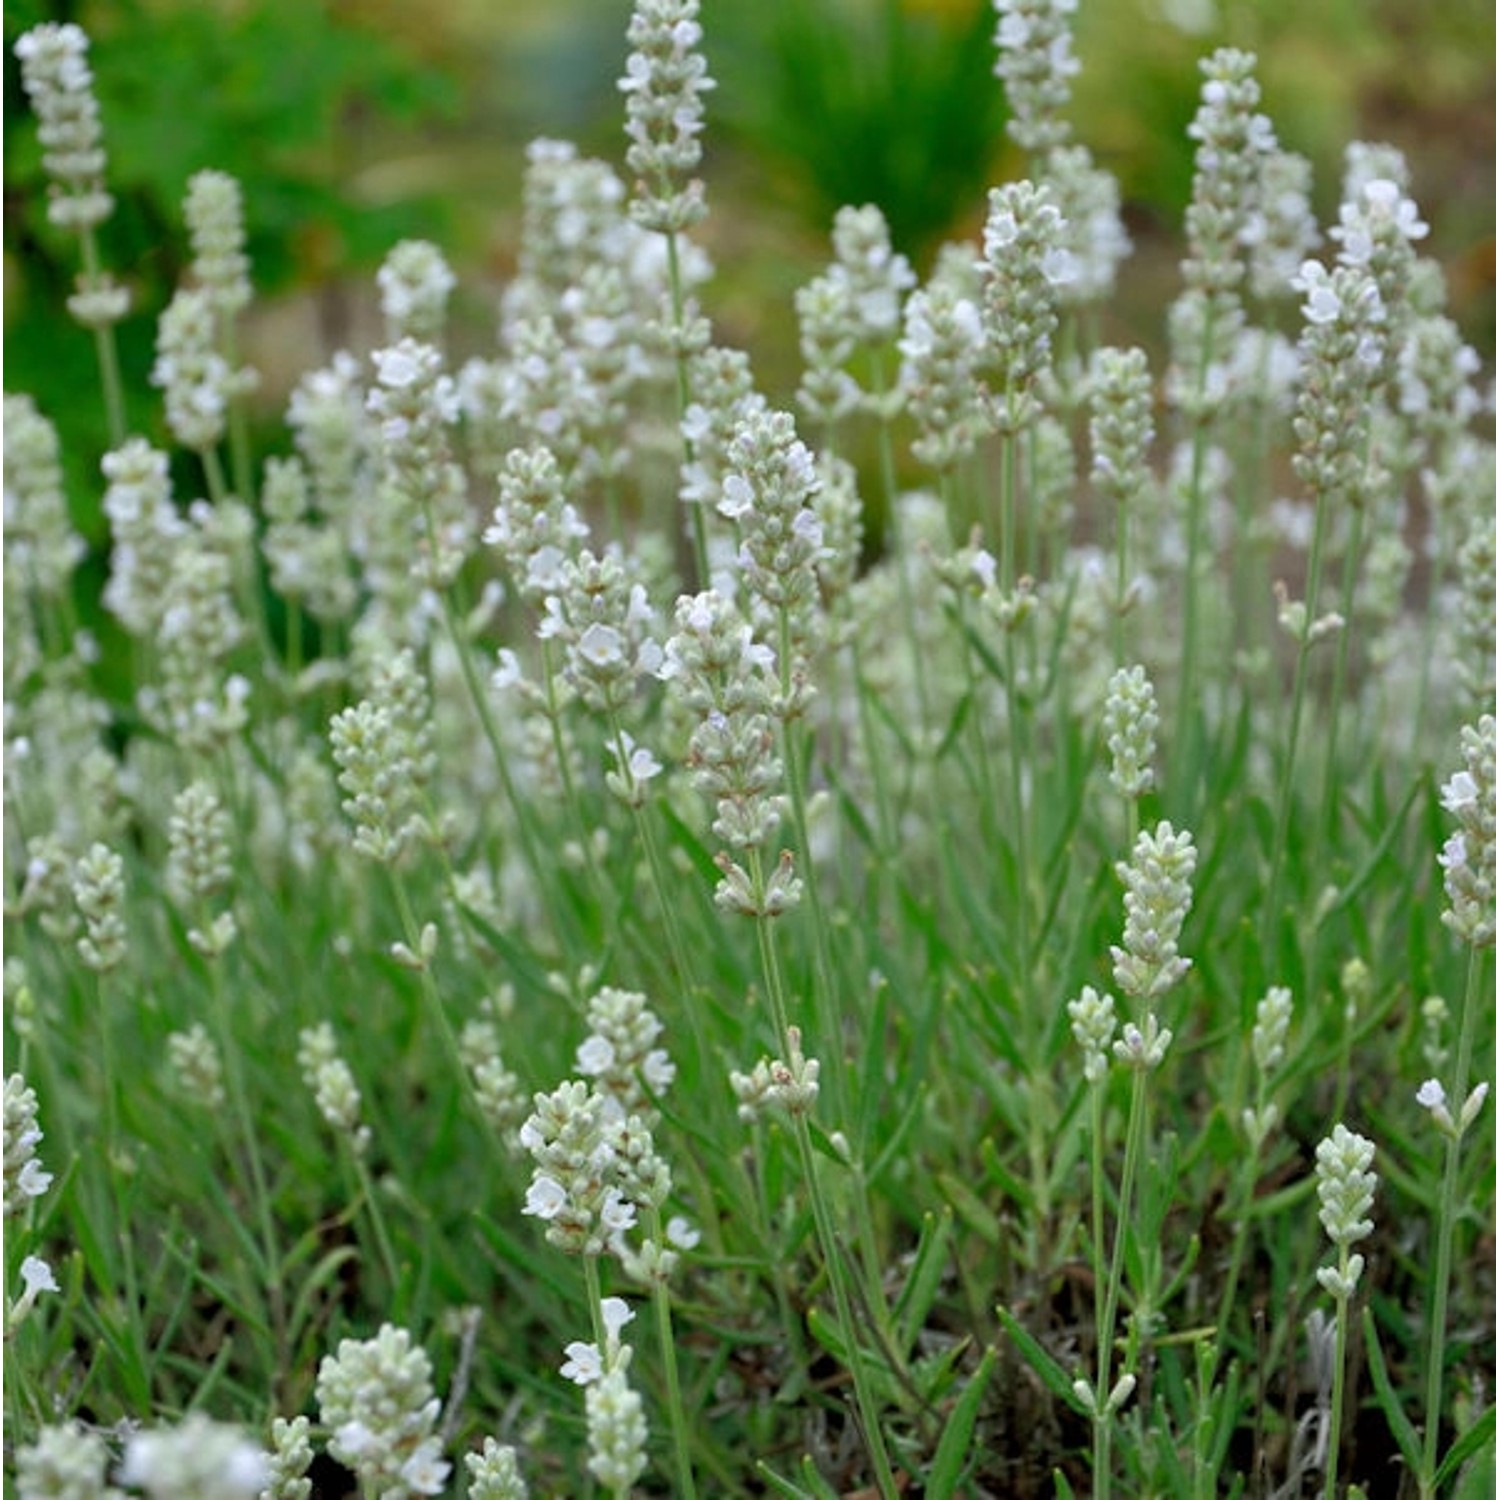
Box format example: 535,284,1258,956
1415,1078,1447,1111
577,622,626,669
20,1255,57,1295
666,1216,700,1249
561,1340,603,1385
641,1049,676,1091
372,346,422,389
492,648,523,691
600,1295,635,1341
718,473,754,521
523,1174,567,1219
576,1035,616,1076
1440,771,1478,814
599,1187,637,1233
17,1158,53,1200
399,1439,451,1496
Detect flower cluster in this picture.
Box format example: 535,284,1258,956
297,1023,372,1155
261,1415,314,1500
14,1423,119,1500
1110,821,1196,1002
315,1325,450,1496
1313,1124,1377,1299
992,0,1080,155
619,0,714,233
978,180,1074,424
1101,665,1158,798
14,23,114,233
459,1019,530,1150
730,1024,822,1121
575,987,676,1123
13,23,129,325
117,1414,268,1499
366,338,469,592
538,548,663,715
151,287,246,454
1288,260,1385,509
184,169,253,320
1242,985,1293,1146
378,239,458,344
520,1080,640,1256
1437,715,1496,947
4,394,87,609
658,590,801,915
465,1437,530,1500
719,406,827,686
1181,48,1274,300
899,276,989,471
167,1024,228,1112
4,1074,53,1222
1067,986,1118,1085
1089,346,1154,512
166,780,237,956
73,841,128,975
328,648,437,863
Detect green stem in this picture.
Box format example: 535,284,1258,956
664,228,709,589
1262,486,1335,958
78,226,126,448
350,1148,401,1295
1419,943,1486,1496
1095,1066,1149,1500
1325,1279,1351,1500
1171,299,1220,815
1315,505,1366,868
431,585,559,948
645,1205,699,1500
747,853,899,1500
206,944,288,1395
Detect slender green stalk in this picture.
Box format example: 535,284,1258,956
205,944,288,1389
1094,1066,1149,1500
537,640,611,922
748,850,899,1500
644,1204,699,1500
1171,301,1221,809
664,228,709,588
1324,1274,1353,1500
1262,486,1335,957
1315,505,1366,864
349,1148,401,1294
1419,944,1486,1497
429,583,559,945
79,225,126,448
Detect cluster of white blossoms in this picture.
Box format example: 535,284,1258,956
1313,1124,1377,1300
315,1324,450,1497
1437,714,1496,947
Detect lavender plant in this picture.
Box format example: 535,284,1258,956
3,5,1493,1497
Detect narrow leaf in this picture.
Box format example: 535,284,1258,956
927,1345,997,1499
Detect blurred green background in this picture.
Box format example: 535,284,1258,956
5,0,1494,506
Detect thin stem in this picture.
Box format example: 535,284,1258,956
645,1204,699,1500
1419,943,1486,1496
664,228,709,589
1324,1280,1351,1500
1094,1065,1149,1500
431,585,559,947
206,944,288,1391
79,226,126,448
1171,300,1220,814
747,852,899,1500
350,1148,401,1294
1262,487,1335,957
1315,505,1366,868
